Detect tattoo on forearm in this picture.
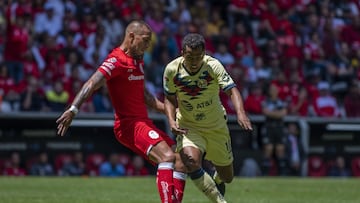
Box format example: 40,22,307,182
72,71,105,108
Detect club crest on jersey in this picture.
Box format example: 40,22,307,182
197,79,208,88
148,130,159,139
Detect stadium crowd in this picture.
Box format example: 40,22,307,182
1,0,360,177
1,151,151,177
0,0,359,117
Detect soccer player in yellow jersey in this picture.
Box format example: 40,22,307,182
163,33,253,203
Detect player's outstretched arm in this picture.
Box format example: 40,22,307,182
56,71,106,136
226,87,253,131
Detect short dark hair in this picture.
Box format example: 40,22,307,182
181,33,205,51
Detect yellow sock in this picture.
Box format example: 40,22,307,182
190,169,226,203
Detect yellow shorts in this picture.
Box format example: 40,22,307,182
176,122,233,166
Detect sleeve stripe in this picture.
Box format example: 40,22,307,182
223,83,236,91
100,66,112,76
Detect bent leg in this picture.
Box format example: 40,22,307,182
181,147,226,203
173,152,187,202
149,141,177,203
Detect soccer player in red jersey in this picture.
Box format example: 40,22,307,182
56,20,186,203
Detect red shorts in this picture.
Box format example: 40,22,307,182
114,119,175,164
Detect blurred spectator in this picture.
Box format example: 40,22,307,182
64,50,90,83
246,56,271,83
229,21,260,67
238,158,261,177
4,14,29,83
19,75,46,112
227,0,251,31
313,81,341,117
344,80,360,117
45,80,69,112
29,152,54,176
327,155,352,177
92,86,113,113
0,63,17,112
261,83,288,176
189,0,208,23
205,9,224,39
126,155,149,176
287,72,310,116
288,86,310,117
33,3,63,37
60,151,85,176
271,71,290,102
285,123,305,176
152,28,179,61
213,42,235,67
119,0,144,24
86,153,105,176
307,155,327,177
244,83,265,115
101,8,124,46
99,153,126,177
178,0,191,24
3,152,26,176
146,4,166,35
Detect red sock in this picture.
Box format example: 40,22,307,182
156,162,175,203
173,171,186,202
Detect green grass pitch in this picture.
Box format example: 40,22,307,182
0,177,359,203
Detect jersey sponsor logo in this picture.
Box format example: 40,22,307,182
128,74,144,81
196,99,212,109
148,130,159,139
180,100,193,111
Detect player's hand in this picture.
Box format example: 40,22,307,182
237,113,253,131
169,122,188,136
56,110,75,136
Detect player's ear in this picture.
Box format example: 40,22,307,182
129,32,135,42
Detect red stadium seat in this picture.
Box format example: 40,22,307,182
351,157,360,177
86,153,105,176
307,156,327,177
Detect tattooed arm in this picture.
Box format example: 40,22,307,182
56,71,106,136
144,87,165,114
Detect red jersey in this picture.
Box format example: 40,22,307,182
98,47,148,122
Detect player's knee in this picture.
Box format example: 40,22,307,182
183,156,201,172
